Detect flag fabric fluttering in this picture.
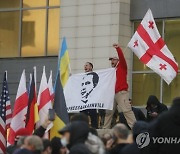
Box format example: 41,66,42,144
0,71,12,153
37,66,52,127
8,70,28,145
58,37,70,87
25,69,39,134
50,71,69,139
128,9,178,84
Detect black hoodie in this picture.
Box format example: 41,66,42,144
150,97,180,154
146,95,168,121
67,121,92,154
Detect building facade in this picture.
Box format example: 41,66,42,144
0,0,180,107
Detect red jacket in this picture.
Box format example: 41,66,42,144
115,47,128,93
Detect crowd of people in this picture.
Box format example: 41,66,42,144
6,97,180,154
6,44,180,154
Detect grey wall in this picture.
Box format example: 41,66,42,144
0,57,58,108
130,0,180,20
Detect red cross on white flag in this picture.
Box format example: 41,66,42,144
128,9,178,84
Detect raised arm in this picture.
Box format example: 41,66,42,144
113,43,127,69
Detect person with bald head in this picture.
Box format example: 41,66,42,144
106,123,130,154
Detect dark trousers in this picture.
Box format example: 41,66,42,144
81,109,98,129
98,109,105,128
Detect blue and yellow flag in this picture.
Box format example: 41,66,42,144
50,71,69,139
58,37,70,87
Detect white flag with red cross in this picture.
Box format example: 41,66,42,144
128,9,178,84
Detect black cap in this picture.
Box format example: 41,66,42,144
58,123,71,134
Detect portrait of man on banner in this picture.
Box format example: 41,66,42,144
81,72,99,104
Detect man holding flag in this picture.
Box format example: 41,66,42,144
103,43,136,129
81,62,98,129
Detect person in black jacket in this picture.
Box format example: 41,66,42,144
150,97,180,154
70,112,98,136
59,121,92,154
51,137,67,154
106,123,130,154
33,118,52,137
146,95,168,122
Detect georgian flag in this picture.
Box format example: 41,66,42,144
64,68,116,112
128,9,178,84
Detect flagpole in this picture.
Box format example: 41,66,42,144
5,70,7,80
123,45,128,53
33,66,37,92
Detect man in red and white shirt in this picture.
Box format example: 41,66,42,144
103,43,136,129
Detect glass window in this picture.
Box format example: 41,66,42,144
23,0,46,8
0,0,20,8
0,0,60,58
21,9,46,57
47,8,60,55
165,19,180,65
132,73,160,106
0,11,20,57
49,0,60,6
163,73,180,106
133,21,163,71
162,19,180,105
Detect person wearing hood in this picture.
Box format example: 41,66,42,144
150,97,180,154
59,121,92,154
146,95,168,122
70,112,98,136
51,137,67,154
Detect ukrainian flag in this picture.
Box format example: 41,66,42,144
58,37,70,87
50,71,69,139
